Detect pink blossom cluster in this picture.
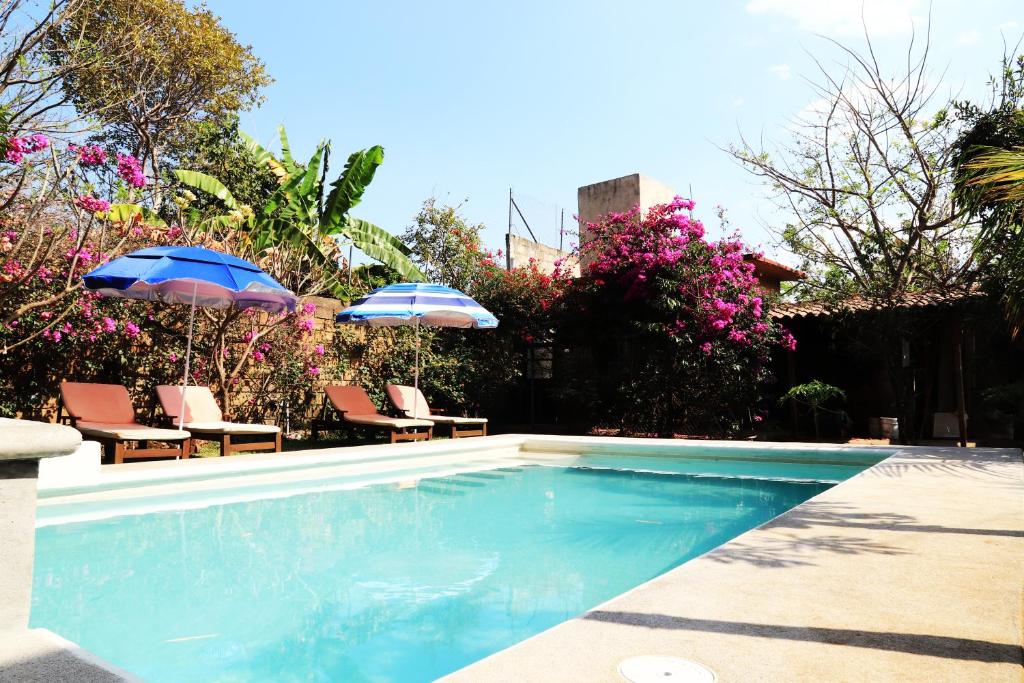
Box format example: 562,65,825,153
41,307,140,344
73,195,111,214
115,153,146,188
4,134,48,164
65,247,94,263
70,144,107,166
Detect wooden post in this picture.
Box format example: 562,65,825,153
952,322,968,448
787,349,799,438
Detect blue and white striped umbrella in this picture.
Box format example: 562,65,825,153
336,283,498,419
335,283,498,329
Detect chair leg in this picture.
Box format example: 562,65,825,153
181,438,191,459
114,441,125,465
220,434,230,457
274,431,282,453
482,423,487,437
427,427,433,440
390,430,399,444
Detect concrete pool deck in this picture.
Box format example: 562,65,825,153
11,435,1024,681
445,442,1024,682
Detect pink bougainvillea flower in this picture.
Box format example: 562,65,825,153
252,350,265,362
101,317,117,333
780,329,797,352
124,321,140,338
314,344,325,356
115,153,146,188
298,318,315,332
71,144,107,166
307,366,321,377
3,134,48,164
73,195,111,214
302,302,317,315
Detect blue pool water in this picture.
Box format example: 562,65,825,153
31,453,877,681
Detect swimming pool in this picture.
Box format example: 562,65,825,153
31,444,891,681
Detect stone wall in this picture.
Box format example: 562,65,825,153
506,234,579,277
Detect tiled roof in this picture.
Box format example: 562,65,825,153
771,288,980,320
745,255,806,281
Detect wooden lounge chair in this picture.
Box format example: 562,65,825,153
58,381,191,464
385,384,488,438
156,385,281,457
311,385,433,443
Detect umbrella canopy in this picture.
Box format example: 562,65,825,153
83,245,297,313
335,283,497,328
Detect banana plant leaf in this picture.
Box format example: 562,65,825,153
172,170,238,210
322,147,384,233
343,217,423,281
239,131,288,181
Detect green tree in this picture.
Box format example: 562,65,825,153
402,198,488,291
165,114,279,213
48,0,272,195
953,53,1024,335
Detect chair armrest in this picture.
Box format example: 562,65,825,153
55,400,77,426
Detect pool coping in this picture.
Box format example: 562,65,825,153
23,436,1024,682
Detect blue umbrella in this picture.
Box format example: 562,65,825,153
84,246,298,429
336,283,498,417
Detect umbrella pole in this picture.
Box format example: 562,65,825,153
178,283,198,431
413,317,420,419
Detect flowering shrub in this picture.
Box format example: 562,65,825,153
0,133,334,426
556,198,792,435
0,218,191,417
381,199,568,418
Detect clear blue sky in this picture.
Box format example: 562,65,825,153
208,0,1021,264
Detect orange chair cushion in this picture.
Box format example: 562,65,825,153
61,382,135,424
324,385,380,416
157,385,223,423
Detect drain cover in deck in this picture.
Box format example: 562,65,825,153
618,656,716,683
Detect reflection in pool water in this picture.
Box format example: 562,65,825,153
33,462,835,682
